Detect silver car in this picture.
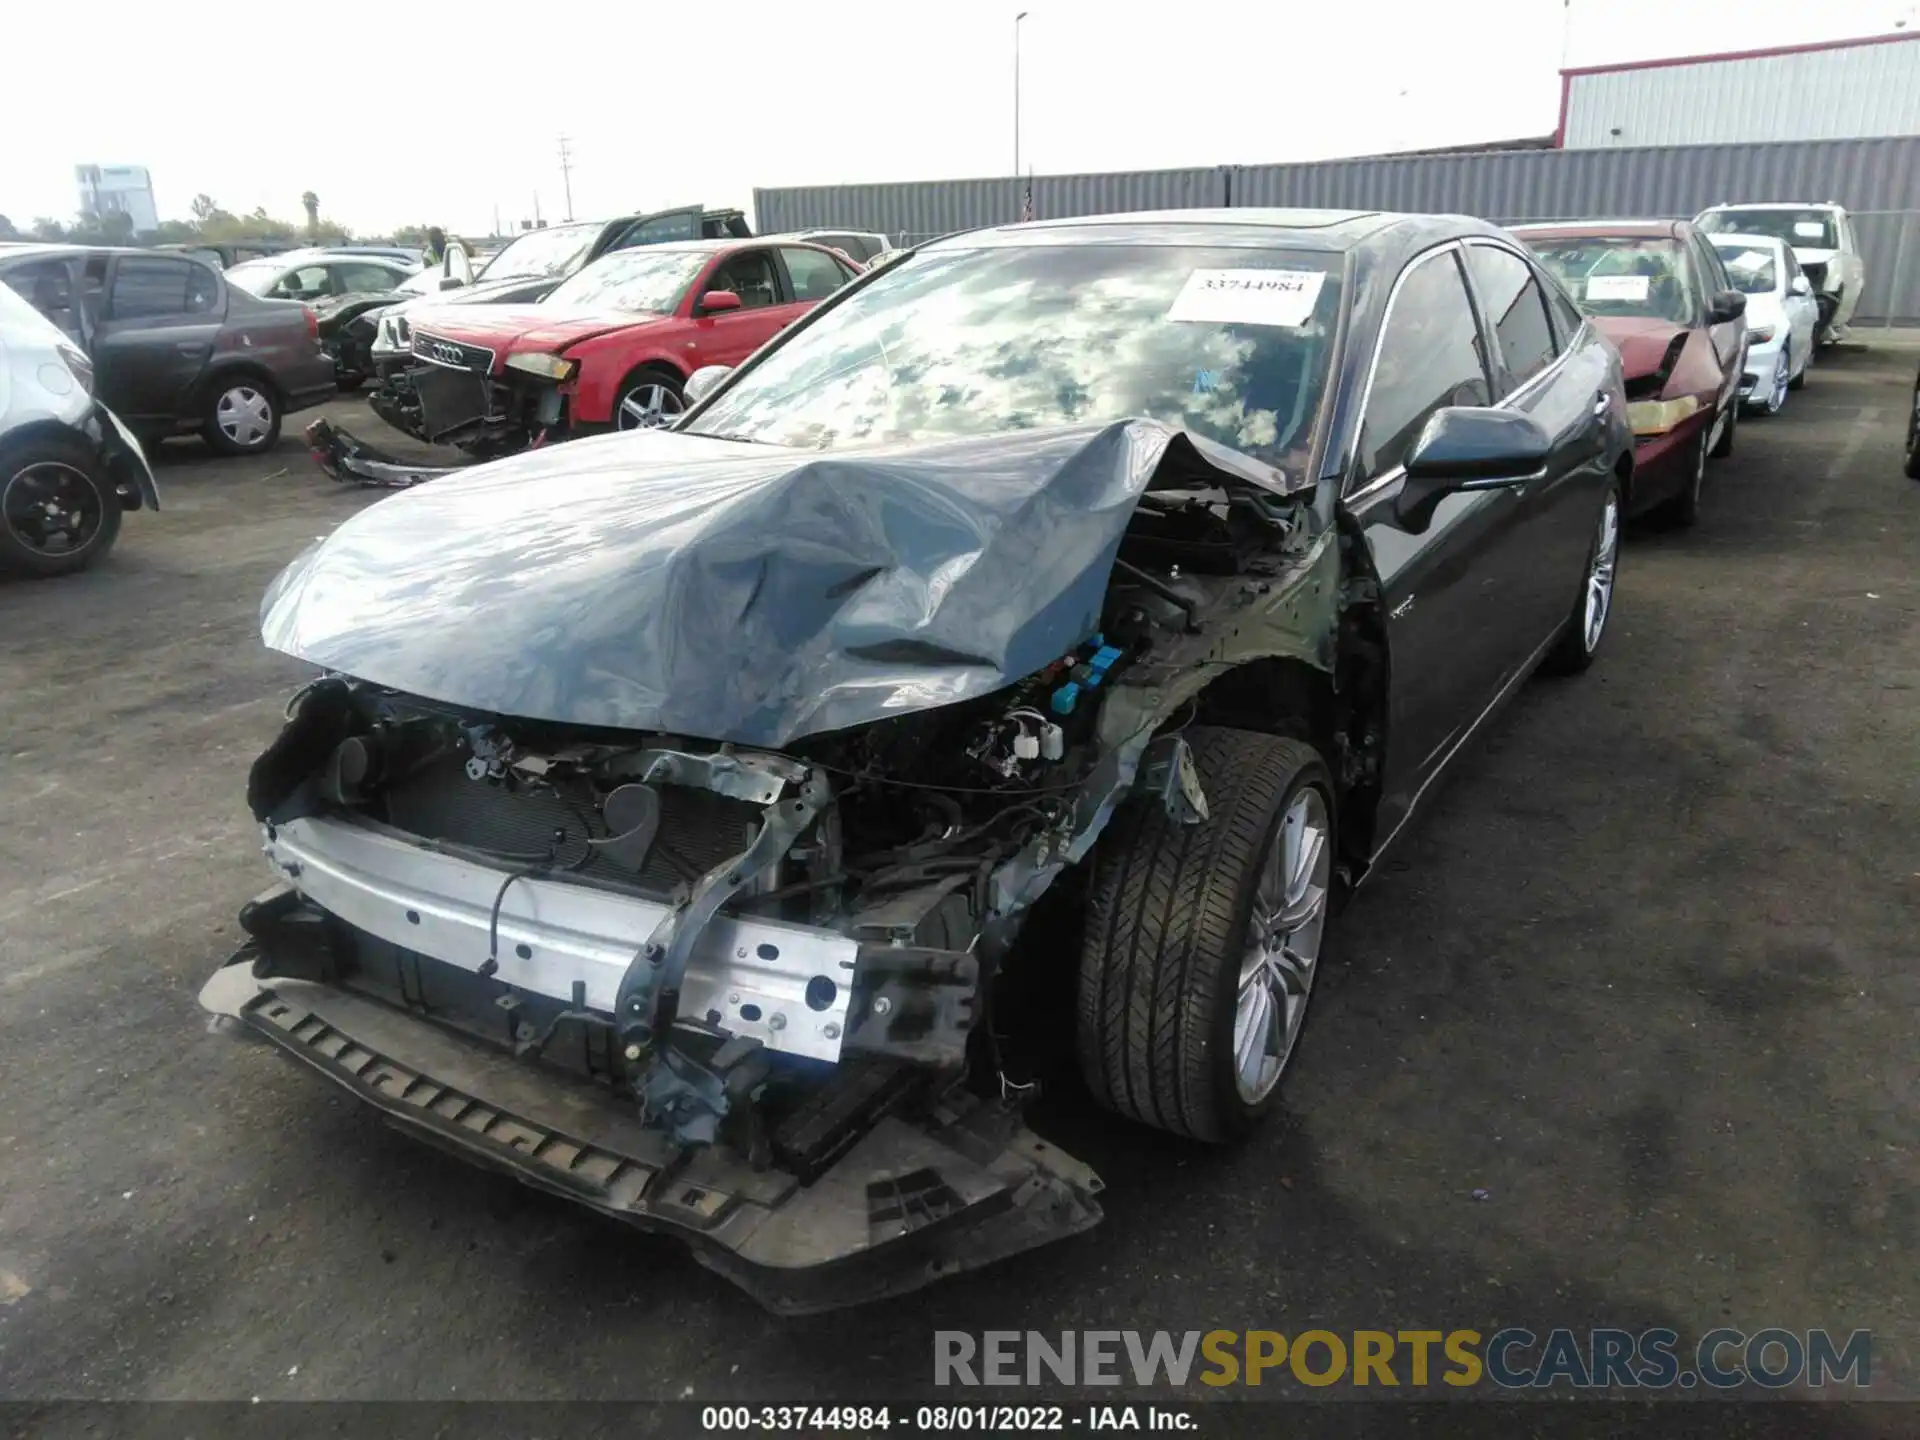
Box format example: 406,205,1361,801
0,285,158,577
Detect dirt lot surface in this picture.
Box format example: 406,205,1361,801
1,349,1916,1417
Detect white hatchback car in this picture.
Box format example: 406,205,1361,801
1694,203,1865,345
1708,234,1819,415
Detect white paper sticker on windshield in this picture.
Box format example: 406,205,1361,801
1586,274,1651,301
1168,269,1326,327
1733,250,1771,271
1793,221,1827,238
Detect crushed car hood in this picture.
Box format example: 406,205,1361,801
260,420,1299,747
1592,316,1691,379
378,274,562,321
411,305,661,356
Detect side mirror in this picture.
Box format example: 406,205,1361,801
1708,288,1747,325
685,364,733,406
698,290,743,314
1789,275,1812,297
1396,407,1552,533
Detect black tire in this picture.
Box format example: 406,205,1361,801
1541,474,1623,676
1076,728,1335,1144
335,371,366,393
0,433,123,579
1709,396,1736,458
201,375,282,456
1904,373,1920,481
612,368,686,431
1788,341,1809,392
1655,426,1709,529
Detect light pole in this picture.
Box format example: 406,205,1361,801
1014,11,1029,177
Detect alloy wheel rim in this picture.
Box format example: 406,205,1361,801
1583,492,1620,651
617,384,683,431
3,462,103,556
1233,787,1331,1104
217,386,273,446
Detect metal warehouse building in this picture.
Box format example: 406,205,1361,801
1557,32,1920,149
753,31,1920,325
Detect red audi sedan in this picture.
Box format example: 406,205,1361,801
379,238,861,458
1513,220,1748,527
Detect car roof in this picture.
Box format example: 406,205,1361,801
1706,232,1789,249
1705,201,1840,211
924,208,1480,253
1510,219,1686,240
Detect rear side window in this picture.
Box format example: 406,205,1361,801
781,247,849,302
333,262,404,293
1465,244,1557,387
1539,267,1586,348
110,256,216,319
618,212,702,249
1359,249,1492,480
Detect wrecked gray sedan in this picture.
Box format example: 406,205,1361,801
203,210,1631,1311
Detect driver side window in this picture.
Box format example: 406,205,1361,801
706,250,779,310
1357,249,1492,483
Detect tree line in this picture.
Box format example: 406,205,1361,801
0,192,440,250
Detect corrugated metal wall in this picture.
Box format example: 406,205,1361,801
1229,136,1920,221
754,167,1224,245
1563,40,1920,148
753,136,1920,322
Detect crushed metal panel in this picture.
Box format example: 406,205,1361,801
259,419,1306,748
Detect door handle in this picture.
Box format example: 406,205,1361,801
177,341,210,357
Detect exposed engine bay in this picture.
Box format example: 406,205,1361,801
207,418,1348,1309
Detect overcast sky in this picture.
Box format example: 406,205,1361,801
3,0,1912,236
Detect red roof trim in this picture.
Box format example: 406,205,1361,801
1561,30,1918,79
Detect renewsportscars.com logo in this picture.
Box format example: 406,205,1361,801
933,1328,1872,1391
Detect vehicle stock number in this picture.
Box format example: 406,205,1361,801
700,1405,1068,1431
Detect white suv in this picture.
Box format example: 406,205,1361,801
1694,203,1866,345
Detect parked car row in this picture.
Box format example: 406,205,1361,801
313,222,868,482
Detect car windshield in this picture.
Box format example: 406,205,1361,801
685,243,1343,468
477,222,601,281
223,260,284,296
545,248,711,313
1697,208,1837,250
1523,236,1697,323
1711,241,1779,295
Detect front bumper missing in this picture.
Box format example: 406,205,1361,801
262,815,859,1064
306,417,466,488
200,955,1103,1313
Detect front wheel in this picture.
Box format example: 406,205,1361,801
202,379,282,456
1751,346,1789,416
1076,728,1334,1144
1542,477,1622,676
1709,395,1737,458
613,370,686,431
1788,339,1810,391
0,434,123,578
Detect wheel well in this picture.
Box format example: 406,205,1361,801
1187,516,1394,878
1187,645,1382,876
0,420,94,466
618,359,686,393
